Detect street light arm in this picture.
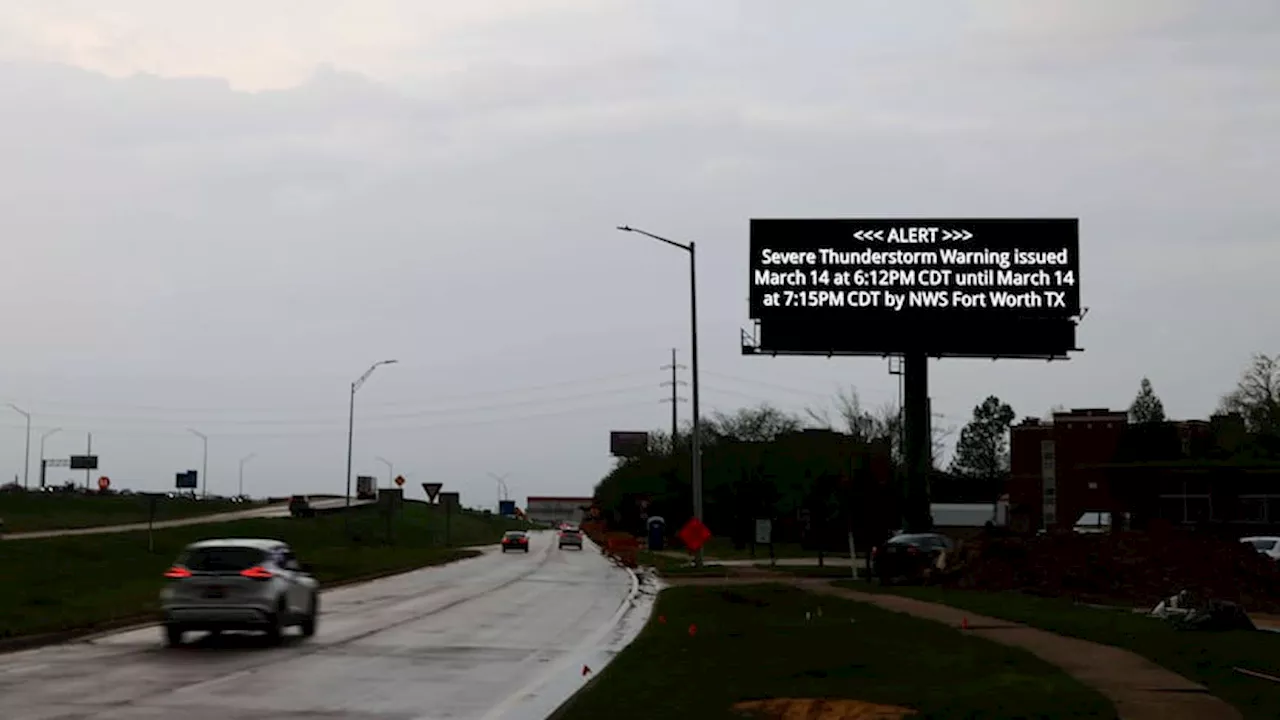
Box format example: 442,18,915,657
7,403,29,418
187,428,207,440
354,359,398,393
616,225,692,252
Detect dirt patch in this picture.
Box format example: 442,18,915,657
733,697,916,719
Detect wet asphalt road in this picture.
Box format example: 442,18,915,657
0,532,643,720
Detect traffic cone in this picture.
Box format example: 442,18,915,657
582,665,591,676
961,617,970,630
688,623,697,636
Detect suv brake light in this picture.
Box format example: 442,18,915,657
163,566,192,579
240,566,273,579
906,546,920,555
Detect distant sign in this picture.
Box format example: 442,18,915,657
394,475,405,487
175,470,198,489
97,476,110,491
422,482,443,502
610,431,649,458
438,491,460,509
70,455,99,470
754,518,772,544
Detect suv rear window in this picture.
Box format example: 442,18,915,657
1250,538,1277,551
180,546,267,572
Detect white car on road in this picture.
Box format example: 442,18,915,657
159,537,320,646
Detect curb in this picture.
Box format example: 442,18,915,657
540,561,647,720
0,548,484,656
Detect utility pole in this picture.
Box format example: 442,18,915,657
85,432,92,490
660,348,687,449
39,427,60,489
7,405,30,489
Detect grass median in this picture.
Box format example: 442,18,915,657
0,492,250,533
0,501,524,642
554,583,1115,720
834,582,1280,720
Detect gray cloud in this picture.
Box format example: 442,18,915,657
0,1,1277,504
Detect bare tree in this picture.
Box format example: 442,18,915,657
1219,353,1280,435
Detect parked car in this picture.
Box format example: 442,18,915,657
558,526,583,550
288,495,314,518
870,533,955,585
501,530,530,553
159,538,320,646
1241,536,1280,562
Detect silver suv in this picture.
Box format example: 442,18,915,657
159,538,320,646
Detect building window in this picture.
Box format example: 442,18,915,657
1238,496,1267,523
1157,494,1213,524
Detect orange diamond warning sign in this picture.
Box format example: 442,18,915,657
677,517,712,552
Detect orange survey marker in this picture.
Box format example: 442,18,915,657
961,617,970,630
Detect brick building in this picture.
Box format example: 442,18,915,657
1007,409,1268,533
1008,408,1128,532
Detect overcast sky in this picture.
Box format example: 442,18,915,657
0,1,1276,506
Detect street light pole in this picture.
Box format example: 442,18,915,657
346,360,398,508
616,225,704,566
376,456,393,489
7,404,31,489
187,429,208,498
488,472,510,509
238,453,256,498
39,427,61,489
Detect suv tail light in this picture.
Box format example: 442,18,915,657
240,566,273,580
906,546,921,555
870,546,878,558
163,566,192,579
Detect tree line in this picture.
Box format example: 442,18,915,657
592,352,1280,544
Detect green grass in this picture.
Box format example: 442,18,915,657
0,492,250,533
699,536,855,561
834,582,1280,720
0,502,524,640
555,584,1115,720
636,550,732,577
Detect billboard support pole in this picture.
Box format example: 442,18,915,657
902,352,932,533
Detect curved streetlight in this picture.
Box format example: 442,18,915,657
38,427,61,489
488,471,510,508
376,456,393,489
346,360,397,507
238,453,256,499
187,428,208,498
616,225,704,566
7,404,31,489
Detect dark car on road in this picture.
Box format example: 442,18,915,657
870,533,955,585
288,495,315,518
501,531,530,553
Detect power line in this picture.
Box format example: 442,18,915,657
699,370,840,398
0,399,664,439
0,369,659,415
0,384,661,426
